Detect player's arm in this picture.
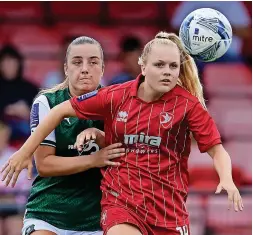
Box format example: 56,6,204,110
35,144,124,177
1,88,110,186
187,102,243,212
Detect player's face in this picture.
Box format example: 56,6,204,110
141,43,180,94
65,44,103,95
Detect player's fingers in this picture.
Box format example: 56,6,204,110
1,165,11,181
1,160,10,173
106,143,122,150
91,132,96,140
105,160,121,167
227,192,233,210
86,133,92,141
77,135,86,151
108,153,125,159
235,192,243,211
5,167,15,187
107,148,125,156
233,192,239,212
11,170,21,188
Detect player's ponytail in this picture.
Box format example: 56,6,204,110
139,31,206,108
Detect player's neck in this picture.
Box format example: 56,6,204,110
68,86,89,97
138,82,164,103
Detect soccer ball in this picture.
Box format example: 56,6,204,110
179,8,232,62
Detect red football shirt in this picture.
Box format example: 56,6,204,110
70,75,221,228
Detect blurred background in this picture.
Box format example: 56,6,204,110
0,1,251,235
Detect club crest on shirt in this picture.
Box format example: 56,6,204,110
116,111,128,123
77,90,98,102
160,112,173,128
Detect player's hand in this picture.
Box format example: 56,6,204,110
89,143,125,168
215,180,243,212
1,150,33,187
75,128,105,150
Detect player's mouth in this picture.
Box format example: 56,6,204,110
160,79,171,85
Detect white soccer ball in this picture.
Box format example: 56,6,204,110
179,8,232,62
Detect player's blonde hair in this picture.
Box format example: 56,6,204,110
39,36,104,95
138,31,206,108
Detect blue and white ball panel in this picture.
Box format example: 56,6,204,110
30,95,56,147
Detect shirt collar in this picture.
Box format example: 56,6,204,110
130,74,178,101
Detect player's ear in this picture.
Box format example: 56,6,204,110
141,65,146,76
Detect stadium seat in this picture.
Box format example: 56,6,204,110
116,25,160,45
0,24,61,56
55,23,120,58
108,2,159,22
0,2,43,21
186,195,206,235
50,2,101,20
206,195,252,235
24,59,61,86
207,97,252,139
224,141,252,179
189,143,213,168
207,97,251,121
203,63,252,97
220,107,252,140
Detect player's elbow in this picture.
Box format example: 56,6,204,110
36,163,49,177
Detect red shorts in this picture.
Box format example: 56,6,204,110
101,206,190,235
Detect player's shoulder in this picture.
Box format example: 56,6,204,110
33,94,49,106
173,85,199,104
103,80,134,94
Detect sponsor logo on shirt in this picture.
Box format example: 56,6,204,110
160,112,173,128
116,111,128,123
77,90,98,102
101,210,107,226
68,140,99,155
64,117,71,124
124,132,161,147
124,132,161,154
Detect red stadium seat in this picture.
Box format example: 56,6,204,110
203,63,252,97
206,195,252,234
224,141,252,179
207,97,252,137
0,2,43,21
24,59,61,87
51,2,101,19
108,2,159,21
0,24,61,56
55,23,120,57
221,107,252,140
116,25,160,45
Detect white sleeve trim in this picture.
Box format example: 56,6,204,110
30,95,56,145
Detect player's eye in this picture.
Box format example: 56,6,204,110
73,61,82,66
90,61,98,65
154,62,164,68
170,63,178,69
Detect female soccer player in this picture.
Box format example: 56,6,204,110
1,32,243,235
2,36,125,235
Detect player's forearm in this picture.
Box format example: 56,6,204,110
20,101,75,157
208,145,233,182
36,155,93,177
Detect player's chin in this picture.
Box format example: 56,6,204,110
78,83,95,92
157,85,173,93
